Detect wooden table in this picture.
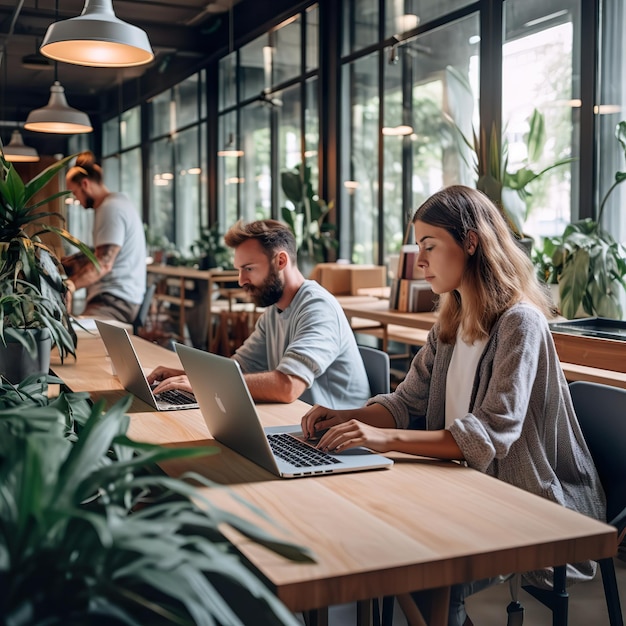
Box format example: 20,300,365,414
336,295,437,356
340,298,438,332
146,264,242,347
49,334,617,626
355,286,391,299
340,298,626,389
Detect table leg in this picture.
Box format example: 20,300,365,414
397,587,450,626
302,608,329,626
207,276,214,350
178,277,186,341
356,599,373,626
428,587,451,626
552,565,568,626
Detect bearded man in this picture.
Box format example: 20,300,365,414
148,219,370,408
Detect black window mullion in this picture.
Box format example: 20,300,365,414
578,0,599,220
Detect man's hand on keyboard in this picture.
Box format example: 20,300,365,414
147,366,194,395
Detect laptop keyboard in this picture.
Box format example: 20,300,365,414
268,433,342,467
156,389,197,406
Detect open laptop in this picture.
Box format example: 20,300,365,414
95,320,199,411
176,343,394,478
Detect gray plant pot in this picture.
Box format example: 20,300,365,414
0,329,52,384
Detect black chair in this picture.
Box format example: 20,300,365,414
132,282,156,335
356,345,395,625
358,345,391,395
507,381,626,626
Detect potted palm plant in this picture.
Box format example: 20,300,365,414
533,121,626,319
0,148,97,383
0,375,311,624
455,108,574,246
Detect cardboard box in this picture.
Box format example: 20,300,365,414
310,263,386,295
310,263,351,294
348,266,387,295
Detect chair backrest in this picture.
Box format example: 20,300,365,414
358,345,390,396
569,381,626,529
133,282,157,334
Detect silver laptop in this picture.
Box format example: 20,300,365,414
95,320,199,411
176,343,394,478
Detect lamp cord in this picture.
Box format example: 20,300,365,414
53,0,59,83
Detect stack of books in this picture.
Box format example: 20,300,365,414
389,225,438,312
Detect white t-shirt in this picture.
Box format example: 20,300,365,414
89,192,146,305
445,327,488,429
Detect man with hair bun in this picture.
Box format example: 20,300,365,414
62,150,146,324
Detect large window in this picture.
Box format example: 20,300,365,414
341,54,380,264
597,0,625,244
102,105,143,219
502,0,579,239
95,0,624,319
217,8,319,234
145,71,207,256
341,5,480,266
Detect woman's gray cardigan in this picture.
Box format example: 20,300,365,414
369,303,606,586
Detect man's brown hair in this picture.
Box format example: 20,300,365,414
224,219,297,263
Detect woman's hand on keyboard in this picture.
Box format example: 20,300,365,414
301,404,359,440
318,420,393,454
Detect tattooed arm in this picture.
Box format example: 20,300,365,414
70,243,121,290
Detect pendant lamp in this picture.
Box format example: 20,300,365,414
40,0,154,68
218,133,244,157
22,39,53,71
2,130,40,163
24,81,93,134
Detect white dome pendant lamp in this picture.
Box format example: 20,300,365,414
24,79,93,134
2,130,40,163
40,0,154,68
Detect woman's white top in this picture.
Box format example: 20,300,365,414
445,327,487,429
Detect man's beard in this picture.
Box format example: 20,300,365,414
84,194,95,209
245,265,284,307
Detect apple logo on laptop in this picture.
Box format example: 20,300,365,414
215,393,227,413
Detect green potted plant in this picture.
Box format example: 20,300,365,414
280,163,338,275
455,108,574,245
0,375,312,624
144,224,174,264
0,148,98,383
533,121,626,320
190,223,233,270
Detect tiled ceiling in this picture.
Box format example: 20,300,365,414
0,0,241,124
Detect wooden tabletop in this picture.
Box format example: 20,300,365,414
340,297,438,331
146,263,239,281
50,335,617,624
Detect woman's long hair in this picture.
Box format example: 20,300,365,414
412,185,555,343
